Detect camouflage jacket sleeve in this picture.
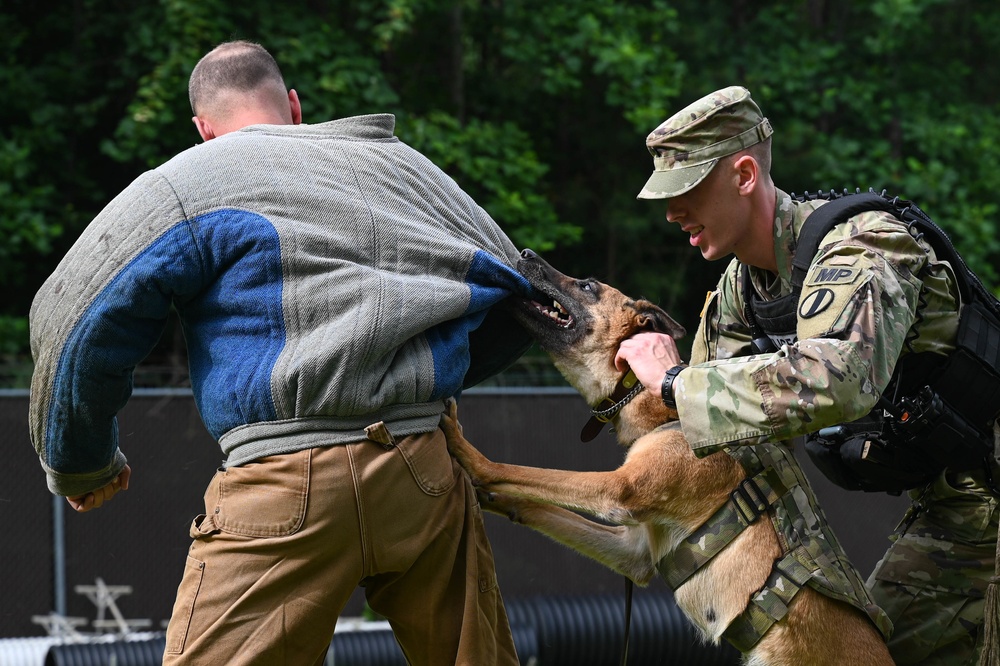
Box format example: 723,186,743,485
677,211,941,456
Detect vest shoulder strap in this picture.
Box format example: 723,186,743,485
792,189,1000,318
790,192,897,288
741,191,901,350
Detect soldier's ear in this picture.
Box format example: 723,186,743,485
733,154,759,196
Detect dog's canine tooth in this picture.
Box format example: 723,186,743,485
532,298,573,327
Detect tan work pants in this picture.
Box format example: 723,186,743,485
163,427,518,665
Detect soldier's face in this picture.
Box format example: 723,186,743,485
664,159,749,262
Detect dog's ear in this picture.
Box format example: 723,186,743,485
635,300,686,340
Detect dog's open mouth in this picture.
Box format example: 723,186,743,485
531,296,574,328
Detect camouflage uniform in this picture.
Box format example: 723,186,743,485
639,86,1000,664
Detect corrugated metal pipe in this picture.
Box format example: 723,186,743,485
45,591,741,666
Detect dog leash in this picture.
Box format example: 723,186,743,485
580,370,640,663
621,577,633,666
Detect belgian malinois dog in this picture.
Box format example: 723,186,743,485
442,250,893,665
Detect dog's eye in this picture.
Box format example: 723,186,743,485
578,281,593,292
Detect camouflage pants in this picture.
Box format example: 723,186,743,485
867,465,1000,665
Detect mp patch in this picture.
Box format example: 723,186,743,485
806,265,862,286
795,266,872,338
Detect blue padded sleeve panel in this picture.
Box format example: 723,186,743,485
46,222,202,473
425,250,532,400
45,209,284,473
175,210,285,439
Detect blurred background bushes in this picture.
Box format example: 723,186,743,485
3,0,998,387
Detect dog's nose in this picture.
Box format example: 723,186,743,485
521,249,538,259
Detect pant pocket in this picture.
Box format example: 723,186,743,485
918,469,999,544
164,555,205,655
214,449,311,537
871,582,982,664
395,429,458,497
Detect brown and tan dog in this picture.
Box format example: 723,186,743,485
443,250,893,666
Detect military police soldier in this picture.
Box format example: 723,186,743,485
617,86,1000,664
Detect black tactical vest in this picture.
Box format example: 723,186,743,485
742,191,1000,494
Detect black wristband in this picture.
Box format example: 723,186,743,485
660,364,687,409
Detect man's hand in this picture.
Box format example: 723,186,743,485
615,332,685,392
66,465,131,513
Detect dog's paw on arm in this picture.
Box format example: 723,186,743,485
478,489,524,523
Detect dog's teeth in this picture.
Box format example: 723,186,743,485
530,298,573,328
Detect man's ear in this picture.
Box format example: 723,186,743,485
192,116,216,142
288,89,302,125
733,154,758,196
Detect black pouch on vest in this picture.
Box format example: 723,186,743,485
804,426,864,491
805,416,941,495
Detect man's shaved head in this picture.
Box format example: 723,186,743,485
189,40,288,118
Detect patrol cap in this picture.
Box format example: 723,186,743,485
637,86,773,200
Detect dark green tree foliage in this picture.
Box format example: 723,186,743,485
3,0,999,385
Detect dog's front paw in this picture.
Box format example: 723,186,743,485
477,489,525,524
440,401,495,484
440,398,463,437
441,420,472,460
